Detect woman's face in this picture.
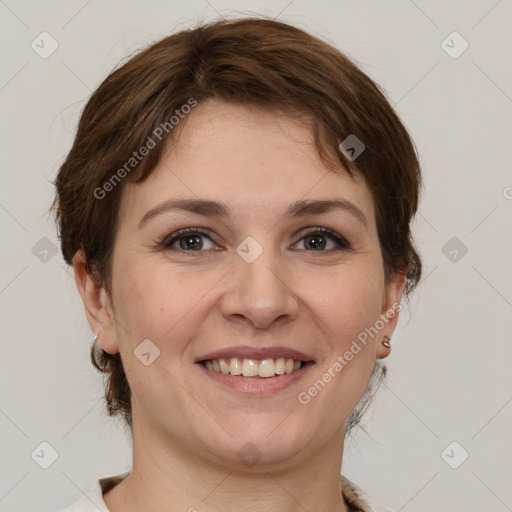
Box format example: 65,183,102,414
88,99,404,468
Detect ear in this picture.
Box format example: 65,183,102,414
376,268,407,359
72,250,119,354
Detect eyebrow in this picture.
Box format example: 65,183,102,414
138,198,368,229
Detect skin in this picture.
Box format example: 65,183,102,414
73,99,405,512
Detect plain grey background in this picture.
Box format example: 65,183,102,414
1,1,511,511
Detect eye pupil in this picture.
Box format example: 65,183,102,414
305,234,326,250
180,235,202,250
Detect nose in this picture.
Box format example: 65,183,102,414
220,241,300,331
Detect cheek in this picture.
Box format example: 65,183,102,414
307,259,384,343
303,259,383,400
110,252,215,351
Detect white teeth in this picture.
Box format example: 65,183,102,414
229,357,243,375
242,358,259,377
219,358,230,374
202,357,305,378
258,358,275,378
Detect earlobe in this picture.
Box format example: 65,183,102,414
376,268,407,359
72,250,119,354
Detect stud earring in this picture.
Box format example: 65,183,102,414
382,335,391,348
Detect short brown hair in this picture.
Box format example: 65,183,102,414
51,17,422,434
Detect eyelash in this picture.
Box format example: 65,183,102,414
159,226,351,254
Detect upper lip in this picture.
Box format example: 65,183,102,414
194,345,315,363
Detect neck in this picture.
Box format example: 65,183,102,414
103,412,349,512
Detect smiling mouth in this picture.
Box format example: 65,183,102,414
199,357,313,378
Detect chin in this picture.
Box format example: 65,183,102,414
204,421,315,470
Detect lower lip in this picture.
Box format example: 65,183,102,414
196,362,315,394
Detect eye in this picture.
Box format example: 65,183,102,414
293,227,351,251
161,228,216,252
160,226,351,254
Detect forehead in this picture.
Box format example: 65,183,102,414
119,99,375,227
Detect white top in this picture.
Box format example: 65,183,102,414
57,472,130,512
57,472,394,512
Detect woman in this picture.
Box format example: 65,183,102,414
52,16,422,512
